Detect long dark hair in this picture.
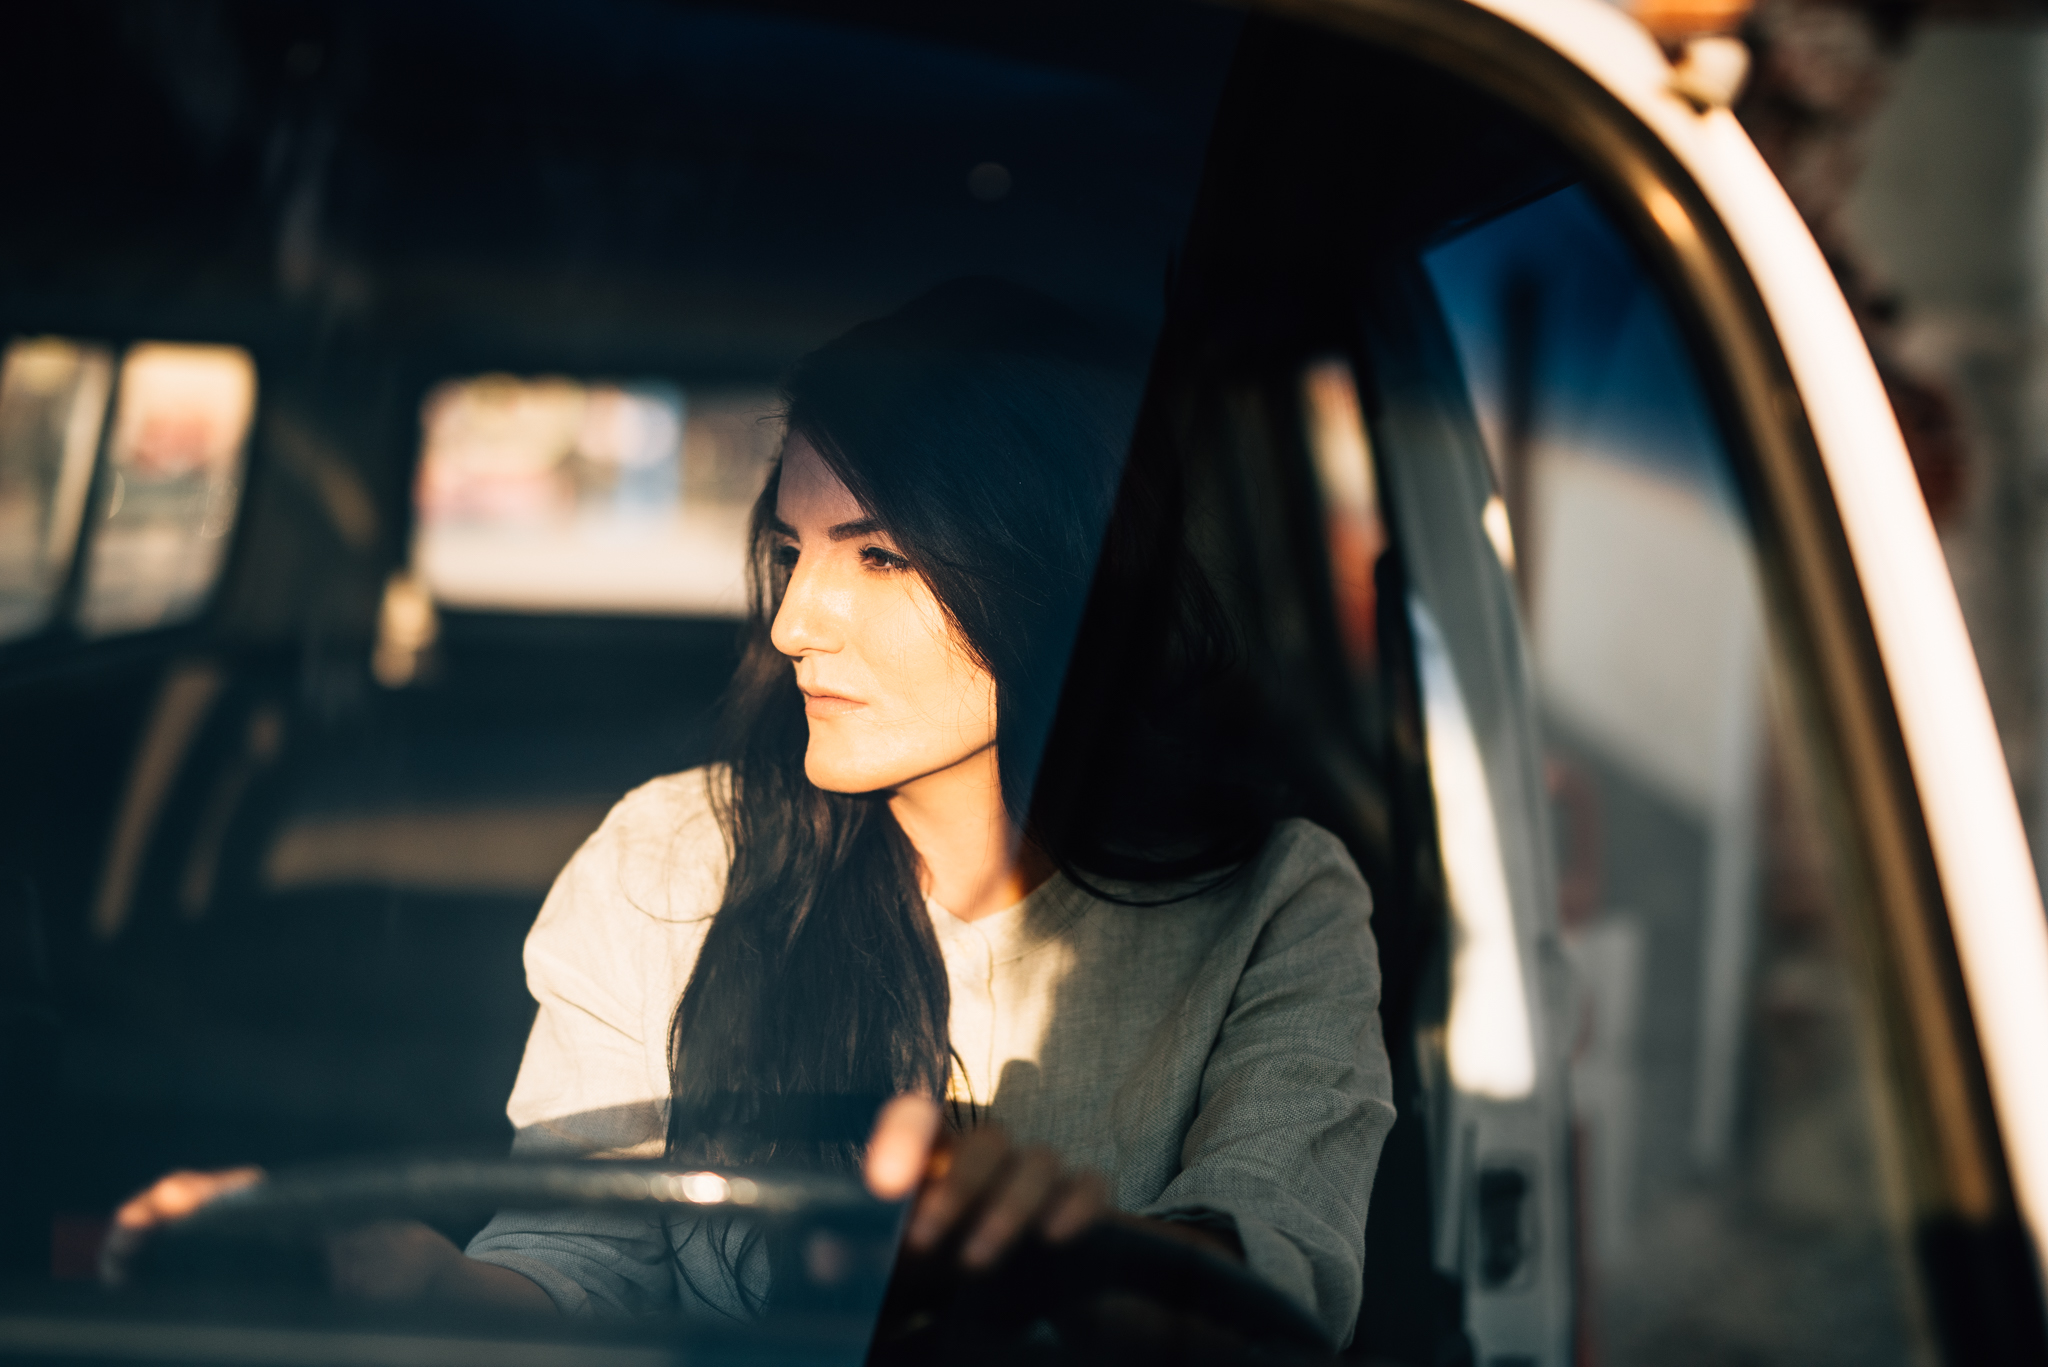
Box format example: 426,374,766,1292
665,278,1272,1167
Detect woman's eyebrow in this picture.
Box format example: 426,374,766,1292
827,517,885,542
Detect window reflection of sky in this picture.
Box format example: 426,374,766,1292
1424,184,1737,510
1420,179,1766,838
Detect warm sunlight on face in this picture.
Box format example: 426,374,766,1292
769,437,998,795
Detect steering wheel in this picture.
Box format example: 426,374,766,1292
130,1158,900,1319
129,1158,1335,1364
869,1220,1334,1365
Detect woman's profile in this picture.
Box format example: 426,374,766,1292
107,278,1395,1346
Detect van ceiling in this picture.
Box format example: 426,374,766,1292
0,0,1242,378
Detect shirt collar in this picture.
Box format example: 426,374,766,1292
927,870,1092,964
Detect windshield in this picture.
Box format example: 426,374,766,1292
3,2,1369,1359
0,5,1980,1366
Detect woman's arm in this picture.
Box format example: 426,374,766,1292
100,1168,264,1286
1138,830,1395,1344
326,1221,555,1311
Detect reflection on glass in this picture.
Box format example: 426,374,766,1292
1410,602,1536,1102
0,337,112,641
370,571,441,689
78,343,257,637
413,376,779,615
1301,358,1384,672
1427,186,1921,1364
1480,493,1515,574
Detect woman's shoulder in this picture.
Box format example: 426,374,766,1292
599,764,728,844
550,764,731,927
1075,819,1369,940
1205,818,1379,988
513,768,730,1115
1076,819,1365,917
1236,817,1374,923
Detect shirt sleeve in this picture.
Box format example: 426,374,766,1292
466,1207,768,1321
1137,828,1396,1347
463,771,729,1315
499,818,661,1158
501,770,724,1155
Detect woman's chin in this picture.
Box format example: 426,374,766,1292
802,751,896,796
801,738,995,797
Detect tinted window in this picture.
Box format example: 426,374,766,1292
2,4,1288,1359
1425,185,1926,1365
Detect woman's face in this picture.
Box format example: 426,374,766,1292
769,436,997,795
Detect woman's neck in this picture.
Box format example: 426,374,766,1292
889,748,1052,921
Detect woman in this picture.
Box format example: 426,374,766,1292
108,279,1395,1345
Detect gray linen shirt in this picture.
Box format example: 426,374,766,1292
466,767,1394,1343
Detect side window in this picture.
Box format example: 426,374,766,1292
0,336,256,643
1357,270,1574,1362
408,375,779,618
1422,186,1926,1364
0,338,112,642
1302,358,1385,677
79,343,256,637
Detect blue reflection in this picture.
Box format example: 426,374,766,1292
1424,185,1736,508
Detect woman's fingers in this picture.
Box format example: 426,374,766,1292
1040,1167,1109,1244
864,1093,944,1201
872,1101,1113,1266
905,1124,1010,1252
100,1167,264,1286
113,1167,263,1228
961,1145,1061,1268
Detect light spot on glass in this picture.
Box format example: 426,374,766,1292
1410,602,1536,1101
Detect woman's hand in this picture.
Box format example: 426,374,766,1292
101,1167,550,1312
101,1167,264,1286
864,1094,1109,1269
864,1095,1243,1270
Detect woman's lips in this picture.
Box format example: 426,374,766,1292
802,691,865,717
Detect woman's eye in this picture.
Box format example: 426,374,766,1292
772,543,799,569
860,545,910,571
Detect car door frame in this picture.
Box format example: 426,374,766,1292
1236,0,2048,1356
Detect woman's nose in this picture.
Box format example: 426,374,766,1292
769,559,844,658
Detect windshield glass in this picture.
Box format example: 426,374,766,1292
2,3,1411,1360
0,5,1976,1367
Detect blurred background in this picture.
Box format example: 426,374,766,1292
1682,0,2048,876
